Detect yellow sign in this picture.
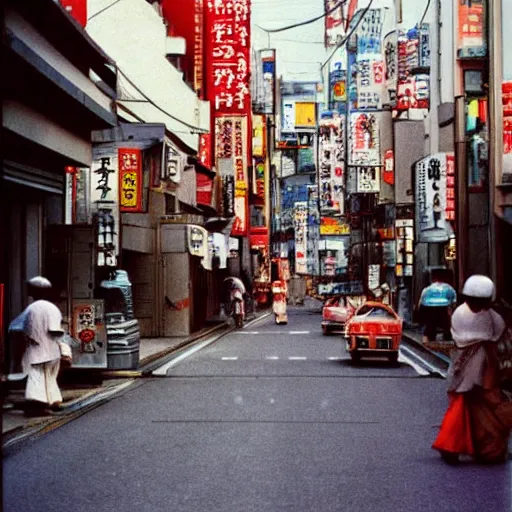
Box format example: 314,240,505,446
295,102,316,127
319,219,351,236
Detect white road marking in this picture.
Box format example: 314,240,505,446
398,349,430,376
221,357,238,360
328,356,344,361
289,331,310,334
288,356,307,360
266,356,280,360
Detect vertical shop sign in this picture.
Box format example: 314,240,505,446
261,49,276,115
318,112,345,214
445,154,455,221
252,114,265,158
91,147,119,267
199,133,212,169
503,82,512,174
368,264,380,291
457,0,486,58
415,153,453,243
207,0,251,114
356,9,383,60
294,202,308,274
329,63,346,110
383,149,394,185
395,219,414,277
349,112,381,166
325,0,344,47
282,102,296,131
118,148,143,212
383,31,398,106
215,116,248,236
357,59,384,110
194,0,204,94
70,300,107,368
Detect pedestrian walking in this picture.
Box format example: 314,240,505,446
417,271,457,344
432,275,512,465
9,276,71,415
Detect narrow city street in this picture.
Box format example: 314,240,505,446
4,307,511,512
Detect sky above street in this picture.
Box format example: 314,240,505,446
251,0,430,81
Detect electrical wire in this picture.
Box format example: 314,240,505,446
87,0,124,22
419,0,432,26
116,67,209,134
320,0,375,71
256,0,348,34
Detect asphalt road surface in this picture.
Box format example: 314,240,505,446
4,306,512,511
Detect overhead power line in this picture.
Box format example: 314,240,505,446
321,0,375,70
256,0,349,34
419,0,432,26
116,67,209,134
87,0,124,22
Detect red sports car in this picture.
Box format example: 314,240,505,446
321,296,354,335
344,302,402,363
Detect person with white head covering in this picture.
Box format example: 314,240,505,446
8,276,71,415
432,275,511,464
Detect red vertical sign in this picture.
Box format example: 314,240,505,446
205,0,251,237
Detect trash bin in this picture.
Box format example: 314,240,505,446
100,270,140,370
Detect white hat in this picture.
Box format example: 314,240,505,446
27,276,52,288
462,275,495,299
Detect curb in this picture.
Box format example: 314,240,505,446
401,331,451,376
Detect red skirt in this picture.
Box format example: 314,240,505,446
432,393,475,456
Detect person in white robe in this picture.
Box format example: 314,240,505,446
9,277,71,414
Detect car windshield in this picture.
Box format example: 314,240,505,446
357,306,395,319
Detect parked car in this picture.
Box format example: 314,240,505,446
321,296,354,335
344,302,402,363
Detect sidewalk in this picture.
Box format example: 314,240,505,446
2,310,269,443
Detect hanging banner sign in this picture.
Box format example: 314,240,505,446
383,31,398,106
294,202,308,274
349,112,381,166
325,0,344,47
194,0,204,93
199,133,212,170
91,147,119,267
319,112,345,214
206,0,251,114
503,82,512,174
261,49,276,115
118,148,143,212
415,153,454,243
356,8,383,61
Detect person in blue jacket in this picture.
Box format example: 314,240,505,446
418,272,457,343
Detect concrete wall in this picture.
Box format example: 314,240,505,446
394,121,426,204
87,0,209,151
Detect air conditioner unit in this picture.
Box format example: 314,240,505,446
162,143,182,184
